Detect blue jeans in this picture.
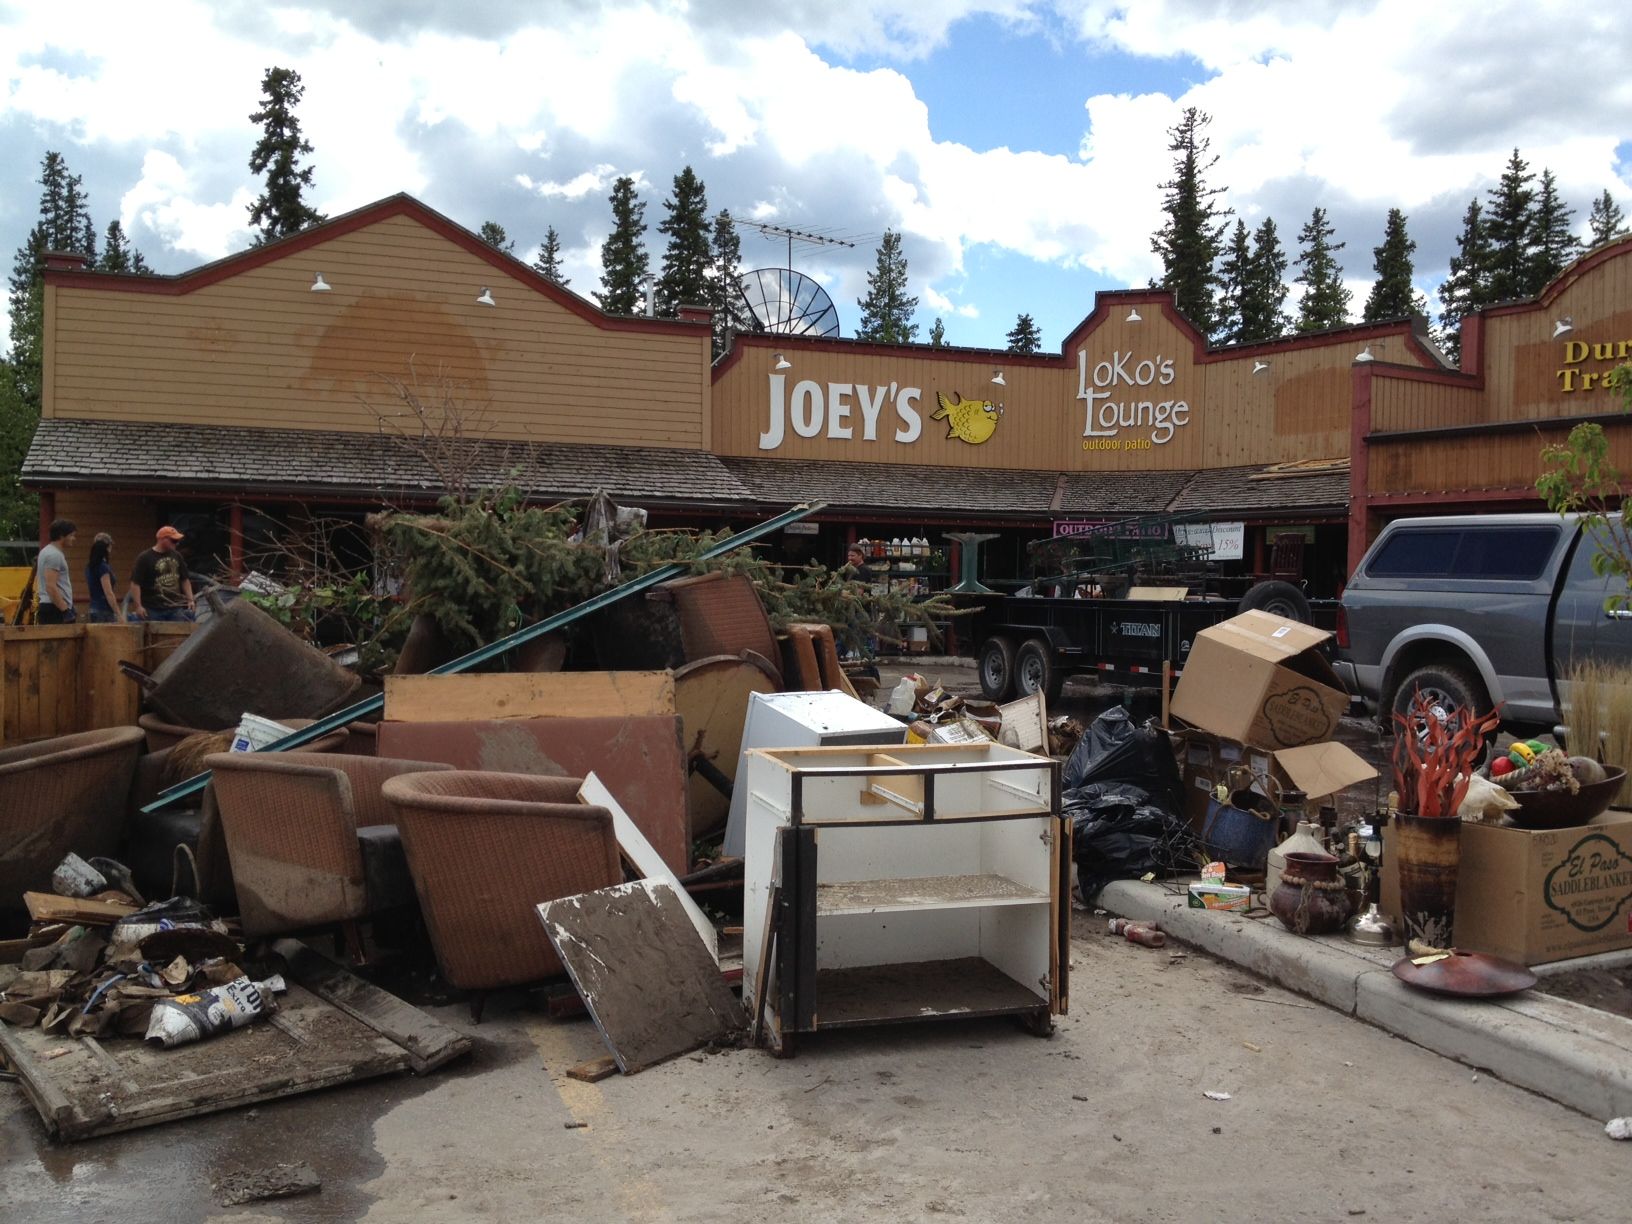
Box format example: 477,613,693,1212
144,607,195,622
88,609,122,624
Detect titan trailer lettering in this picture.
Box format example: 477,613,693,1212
760,375,922,450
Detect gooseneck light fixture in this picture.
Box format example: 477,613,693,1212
1125,307,1142,323
310,273,331,292
1553,317,1574,338
991,369,1006,386
774,353,791,371
476,287,496,306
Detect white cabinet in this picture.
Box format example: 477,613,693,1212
742,742,1066,1052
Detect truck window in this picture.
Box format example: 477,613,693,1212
1450,527,1559,580
1366,529,1460,577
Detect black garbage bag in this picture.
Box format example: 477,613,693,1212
1062,707,1196,900
1061,706,1183,812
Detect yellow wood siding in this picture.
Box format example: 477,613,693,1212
46,214,710,449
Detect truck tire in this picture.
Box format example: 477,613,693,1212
1391,663,1491,741
978,636,1018,701
1238,579,1311,623
1015,639,1064,704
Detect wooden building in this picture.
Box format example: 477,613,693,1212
25,192,1632,605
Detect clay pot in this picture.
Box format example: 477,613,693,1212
1268,851,1353,935
1393,814,1460,949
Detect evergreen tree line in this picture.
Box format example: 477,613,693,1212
1151,109,1628,360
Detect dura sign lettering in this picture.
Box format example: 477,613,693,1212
759,374,921,450
1077,348,1192,446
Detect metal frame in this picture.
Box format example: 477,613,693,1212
142,500,825,812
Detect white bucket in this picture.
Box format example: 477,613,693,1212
230,713,294,753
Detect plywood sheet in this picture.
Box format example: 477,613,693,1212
580,772,717,960
377,716,690,874
384,670,675,723
537,880,742,1074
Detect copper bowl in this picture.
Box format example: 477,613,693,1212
1506,766,1626,830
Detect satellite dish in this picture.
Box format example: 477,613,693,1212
735,267,841,338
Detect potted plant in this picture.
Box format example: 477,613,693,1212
1389,692,1501,948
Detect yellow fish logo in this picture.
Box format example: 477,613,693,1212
932,390,1002,445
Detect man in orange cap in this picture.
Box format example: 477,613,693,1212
127,525,196,621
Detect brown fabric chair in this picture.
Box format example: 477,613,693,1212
382,771,622,994
204,751,453,938
138,712,356,755
0,727,145,906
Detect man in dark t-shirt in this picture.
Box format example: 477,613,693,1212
128,525,196,621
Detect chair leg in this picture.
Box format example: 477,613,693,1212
469,992,487,1025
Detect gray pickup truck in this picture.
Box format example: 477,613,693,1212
1336,513,1632,734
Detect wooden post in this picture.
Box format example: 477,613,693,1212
1161,660,1172,729
37,490,55,545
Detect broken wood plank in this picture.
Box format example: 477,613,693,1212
538,880,743,1075
565,1055,618,1083
270,939,472,1074
581,772,717,962
22,893,137,927
383,671,675,723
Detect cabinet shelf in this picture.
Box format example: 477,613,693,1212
814,958,1045,1027
816,873,1047,916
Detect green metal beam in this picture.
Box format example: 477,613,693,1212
143,501,825,812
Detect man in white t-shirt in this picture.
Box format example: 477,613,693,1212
35,518,77,625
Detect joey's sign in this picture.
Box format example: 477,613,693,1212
759,374,923,449
1077,348,1193,450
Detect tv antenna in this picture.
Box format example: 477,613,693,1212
738,220,856,270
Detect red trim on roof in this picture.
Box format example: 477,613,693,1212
43,193,709,338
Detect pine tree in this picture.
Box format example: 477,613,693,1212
477,221,514,253
1216,220,1253,344
8,152,100,411
1363,208,1418,322
0,360,36,539
1006,313,1041,355
855,230,919,343
1293,207,1350,332
1588,190,1627,247
97,220,151,273
533,226,569,286
929,317,946,347
1240,218,1290,342
707,210,749,358
1528,169,1580,290
656,166,711,316
247,66,326,244
595,175,649,316
1437,199,1493,363
1484,148,1536,302
1149,106,1231,337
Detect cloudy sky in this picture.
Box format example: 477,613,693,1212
3,0,1630,353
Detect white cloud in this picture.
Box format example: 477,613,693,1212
120,151,255,260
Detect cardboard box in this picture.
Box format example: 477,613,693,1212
1176,729,1376,833
1188,882,1252,910
1381,813,1632,965
1170,610,1348,750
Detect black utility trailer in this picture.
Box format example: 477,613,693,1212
972,584,1337,702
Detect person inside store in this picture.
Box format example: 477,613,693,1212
127,525,197,622
35,517,77,624
841,541,868,577
85,532,126,623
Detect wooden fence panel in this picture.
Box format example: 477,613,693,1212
1,623,199,744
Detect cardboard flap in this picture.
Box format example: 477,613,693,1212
1201,610,1332,663
1272,741,1376,800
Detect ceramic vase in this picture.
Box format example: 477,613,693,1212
1268,851,1353,935
1392,813,1460,949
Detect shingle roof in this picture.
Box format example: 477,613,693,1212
1054,470,1197,515
1167,464,1350,514
24,418,752,505
719,456,1060,515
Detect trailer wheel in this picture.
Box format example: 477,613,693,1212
978,636,1018,701
1238,579,1311,623
1015,639,1064,704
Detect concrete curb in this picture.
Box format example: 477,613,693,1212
1098,880,1632,1119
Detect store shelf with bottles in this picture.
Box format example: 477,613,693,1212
856,537,948,597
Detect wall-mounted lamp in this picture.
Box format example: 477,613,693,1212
1253,360,1270,374
991,369,1006,386
774,353,791,371
476,287,496,307
1125,307,1142,323
310,273,331,292
1553,316,1574,338
1353,345,1375,363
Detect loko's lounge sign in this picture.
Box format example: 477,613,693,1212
1077,348,1193,451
